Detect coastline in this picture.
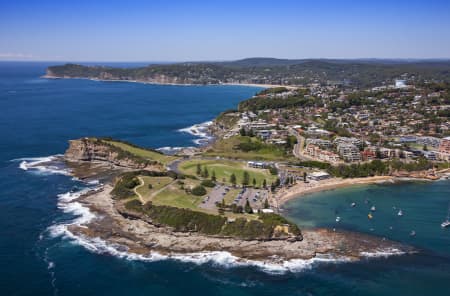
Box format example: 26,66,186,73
276,176,395,206
41,75,295,89
66,183,412,267
17,149,417,272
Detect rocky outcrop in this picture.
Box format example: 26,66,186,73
391,169,441,180
65,138,160,170
70,185,412,262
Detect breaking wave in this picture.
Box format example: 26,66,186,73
43,177,409,275
156,146,192,155
178,121,214,145
12,155,71,176
46,185,357,274
360,248,407,258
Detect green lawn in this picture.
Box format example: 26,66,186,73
223,188,241,205
105,140,178,165
203,136,289,161
151,178,207,210
136,176,173,203
178,159,276,186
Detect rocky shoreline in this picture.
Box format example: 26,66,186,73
55,138,416,264
67,182,413,263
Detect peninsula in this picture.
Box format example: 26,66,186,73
62,137,410,263
44,58,450,88
46,62,450,264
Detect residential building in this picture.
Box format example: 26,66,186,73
337,143,361,162
439,137,450,154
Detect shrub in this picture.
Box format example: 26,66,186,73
124,199,143,212
201,179,216,188
191,185,207,196
143,204,226,234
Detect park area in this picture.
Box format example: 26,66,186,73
178,159,277,187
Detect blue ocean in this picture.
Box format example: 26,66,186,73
0,62,449,296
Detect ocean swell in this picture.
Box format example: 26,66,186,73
12,155,72,176
178,121,214,145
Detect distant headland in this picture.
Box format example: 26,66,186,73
44,58,450,88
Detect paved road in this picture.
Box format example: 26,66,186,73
289,128,305,158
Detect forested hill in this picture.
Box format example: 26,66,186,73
46,58,450,87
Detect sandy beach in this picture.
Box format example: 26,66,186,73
275,176,395,206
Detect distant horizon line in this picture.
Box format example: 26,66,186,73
1,57,450,63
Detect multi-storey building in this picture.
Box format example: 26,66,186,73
337,143,361,162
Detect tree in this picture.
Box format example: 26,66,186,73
230,173,237,186
148,183,153,189
262,179,267,189
375,148,382,159
303,172,307,182
252,177,257,187
423,144,428,151
196,164,202,175
211,170,216,182
270,182,276,192
264,198,270,209
192,185,207,196
239,127,246,136
242,171,250,186
203,167,209,178
244,199,252,213
275,178,281,187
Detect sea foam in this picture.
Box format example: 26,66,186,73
13,155,72,176
44,175,407,274
178,121,214,145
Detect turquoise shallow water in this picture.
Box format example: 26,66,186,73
0,62,449,296
283,181,450,255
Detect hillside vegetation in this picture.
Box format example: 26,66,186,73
47,58,450,87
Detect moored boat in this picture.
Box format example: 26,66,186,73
442,205,450,228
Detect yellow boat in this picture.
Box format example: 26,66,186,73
368,213,373,219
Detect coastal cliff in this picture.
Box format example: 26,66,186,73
65,138,163,170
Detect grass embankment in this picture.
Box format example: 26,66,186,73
111,170,177,200
152,178,207,210
135,176,173,203
113,171,212,211
124,199,301,240
178,159,276,186
114,171,302,239
203,136,290,161
103,139,178,165
214,110,240,130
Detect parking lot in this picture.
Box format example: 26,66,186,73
199,185,270,212
232,187,269,210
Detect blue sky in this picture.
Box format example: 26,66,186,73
1,0,450,61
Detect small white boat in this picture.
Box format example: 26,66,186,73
398,209,403,216
336,216,341,223
370,206,376,212
442,205,450,228
410,230,416,237
351,202,356,208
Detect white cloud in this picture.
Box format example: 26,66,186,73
0,52,35,60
